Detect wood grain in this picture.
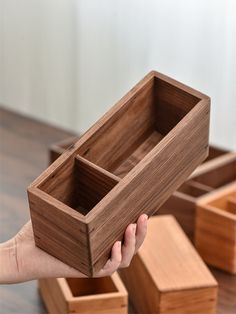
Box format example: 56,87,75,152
27,70,210,276
195,182,236,274
39,273,128,314
119,215,218,314
1,107,235,314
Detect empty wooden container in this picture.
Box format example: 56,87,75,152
158,152,235,240
39,272,127,314
119,215,218,314
195,182,236,274
27,70,210,276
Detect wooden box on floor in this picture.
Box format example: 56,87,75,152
195,182,236,274
27,71,210,276
39,273,127,314
158,152,235,240
119,216,218,314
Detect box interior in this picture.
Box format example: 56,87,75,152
194,159,236,188
208,193,236,215
177,181,212,198
66,277,118,297
77,76,200,178
39,156,119,216
204,146,229,162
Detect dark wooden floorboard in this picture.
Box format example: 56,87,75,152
0,106,235,314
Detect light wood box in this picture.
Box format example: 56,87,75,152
195,182,236,274
119,215,218,314
27,71,210,276
158,152,235,240
39,273,127,314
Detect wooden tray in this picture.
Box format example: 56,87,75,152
39,272,127,314
27,70,210,276
119,215,218,314
158,153,235,240
195,182,236,274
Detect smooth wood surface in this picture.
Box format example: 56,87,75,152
39,273,128,314
0,107,236,314
119,215,218,314
28,70,210,276
195,182,236,274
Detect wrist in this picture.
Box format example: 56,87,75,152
0,238,21,284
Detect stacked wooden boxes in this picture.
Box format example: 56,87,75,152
27,71,210,277
158,152,235,240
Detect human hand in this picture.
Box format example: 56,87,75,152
0,214,148,283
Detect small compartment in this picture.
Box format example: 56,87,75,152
194,157,236,188
39,155,119,216
177,181,213,198
66,277,117,297
77,77,200,178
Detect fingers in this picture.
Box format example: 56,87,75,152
135,214,148,254
119,223,136,268
95,213,148,277
97,241,122,277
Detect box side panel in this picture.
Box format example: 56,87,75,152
119,254,159,314
28,189,92,276
38,278,68,314
69,295,127,314
89,100,210,272
195,205,236,274
159,287,218,314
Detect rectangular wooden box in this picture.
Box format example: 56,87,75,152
158,152,235,240
39,272,127,314
195,182,236,274
119,215,218,314
27,70,210,276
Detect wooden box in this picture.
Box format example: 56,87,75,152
27,71,210,276
39,272,127,314
158,152,235,240
195,182,236,274
119,215,218,314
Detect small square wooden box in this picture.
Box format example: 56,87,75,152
28,71,210,276
39,273,127,314
195,182,236,274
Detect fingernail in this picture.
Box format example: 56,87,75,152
117,241,121,248
143,214,148,221
133,223,137,234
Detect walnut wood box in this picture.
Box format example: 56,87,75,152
39,273,127,314
195,182,236,274
27,71,210,276
119,216,218,314
158,152,235,240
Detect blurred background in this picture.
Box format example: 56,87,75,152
0,0,235,149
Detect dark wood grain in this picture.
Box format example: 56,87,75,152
28,70,210,276
1,107,236,314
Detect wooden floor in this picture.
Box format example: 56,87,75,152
0,107,236,314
